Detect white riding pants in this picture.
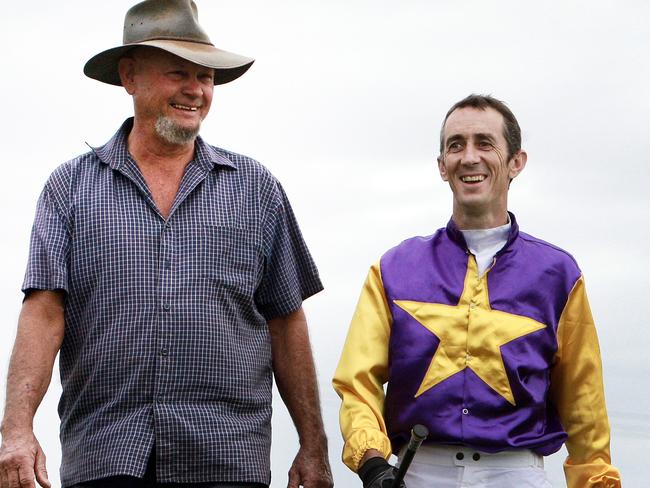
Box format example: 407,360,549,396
398,445,552,488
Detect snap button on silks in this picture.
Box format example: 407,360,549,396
473,453,481,461
456,452,464,460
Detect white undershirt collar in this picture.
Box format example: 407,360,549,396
460,219,511,277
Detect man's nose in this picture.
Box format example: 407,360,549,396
182,77,203,98
461,145,481,165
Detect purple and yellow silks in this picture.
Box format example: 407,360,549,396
333,214,621,487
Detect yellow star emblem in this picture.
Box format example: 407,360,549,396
394,257,545,405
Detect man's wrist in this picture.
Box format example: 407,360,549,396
298,430,328,453
359,448,385,469
0,416,34,437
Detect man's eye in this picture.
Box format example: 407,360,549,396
478,140,493,149
448,142,462,152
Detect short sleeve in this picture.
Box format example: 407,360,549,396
22,184,71,295
254,182,322,320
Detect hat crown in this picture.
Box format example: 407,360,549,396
123,0,212,45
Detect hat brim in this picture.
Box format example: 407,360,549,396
84,39,254,86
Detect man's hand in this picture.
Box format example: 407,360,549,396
358,457,405,488
0,429,50,488
287,444,333,488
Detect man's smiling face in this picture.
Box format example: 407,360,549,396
438,106,526,226
120,47,215,146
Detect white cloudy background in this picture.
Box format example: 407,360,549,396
1,1,648,486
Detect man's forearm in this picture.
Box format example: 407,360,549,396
268,307,327,447
1,290,65,433
268,307,333,487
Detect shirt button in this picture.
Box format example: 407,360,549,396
462,408,469,415
162,303,171,312
164,259,172,269
160,348,168,356
466,354,472,362
469,302,476,310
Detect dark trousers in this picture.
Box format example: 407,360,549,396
68,449,268,488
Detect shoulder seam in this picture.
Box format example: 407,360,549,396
517,232,580,268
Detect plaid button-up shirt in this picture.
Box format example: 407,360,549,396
23,118,323,487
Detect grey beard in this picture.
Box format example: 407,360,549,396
155,116,201,145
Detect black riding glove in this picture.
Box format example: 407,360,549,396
358,457,406,488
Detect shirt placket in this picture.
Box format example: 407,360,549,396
461,256,482,432
155,220,175,403
150,163,210,479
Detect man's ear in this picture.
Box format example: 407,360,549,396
118,57,137,95
508,150,527,180
437,155,449,182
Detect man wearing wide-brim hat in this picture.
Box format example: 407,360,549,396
0,1,333,487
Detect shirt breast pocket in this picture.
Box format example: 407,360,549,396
201,225,261,292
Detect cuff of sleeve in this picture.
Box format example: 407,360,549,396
342,429,392,473
22,277,69,295
564,460,621,488
259,281,324,321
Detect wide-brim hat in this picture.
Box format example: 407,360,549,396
84,0,254,86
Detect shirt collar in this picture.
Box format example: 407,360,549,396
446,211,520,253
89,117,238,172
461,220,511,255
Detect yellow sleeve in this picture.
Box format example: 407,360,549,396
549,275,621,487
332,261,393,472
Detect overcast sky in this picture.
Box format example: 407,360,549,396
1,1,648,486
